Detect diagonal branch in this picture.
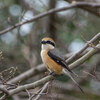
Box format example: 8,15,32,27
8,64,46,84
0,87,9,100
0,2,100,35
69,44,100,69
34,81,50,100
66,0,100,17
0,87,9,95
9,75,54,96
66,32,100,64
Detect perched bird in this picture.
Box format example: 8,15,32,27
41,37,84,93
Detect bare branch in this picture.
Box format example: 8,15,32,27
9,75,54,96
84,66,100,82
0,87,9,100
0,87,9,95
66,32,100,64
8,64,45,84
66,0,100,17
69,43,100,69
0,94,8,100
34,81,50,100
0,2,100,35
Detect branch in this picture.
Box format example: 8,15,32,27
8,64,45,84
34,81,50,100
0,87,9,95
69,44,100,69
66,32,100,64
9,75,54,96
66,0,100,17
0,87,9,100
0,94,8,100
0,2,100,35
0,64,46,100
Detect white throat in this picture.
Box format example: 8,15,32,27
41,44,54,51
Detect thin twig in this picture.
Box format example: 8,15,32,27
34,81,50,100
69,43,100,69
26,89,31,99
28,88,42,100
81,35,100,50
66,32,100,64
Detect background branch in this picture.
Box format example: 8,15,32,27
66,32,100,64
0,2,100,35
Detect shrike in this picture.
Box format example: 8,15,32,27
41,37,84,93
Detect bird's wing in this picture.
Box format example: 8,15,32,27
48,49,84,93
48,48,73,73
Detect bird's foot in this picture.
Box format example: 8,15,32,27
48,71,57,77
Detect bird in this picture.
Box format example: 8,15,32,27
40,37,84,93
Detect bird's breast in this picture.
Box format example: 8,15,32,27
41,50,62,74
41,50,49,64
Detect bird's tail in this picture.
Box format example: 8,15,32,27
62,69,84,94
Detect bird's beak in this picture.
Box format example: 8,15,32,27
41,41,46,44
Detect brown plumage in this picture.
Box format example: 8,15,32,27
41,50,62,74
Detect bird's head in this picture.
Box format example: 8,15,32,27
41,37,56,50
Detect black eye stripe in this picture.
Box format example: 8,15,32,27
41,40,55,47
46,41,52,44
46,40,55,47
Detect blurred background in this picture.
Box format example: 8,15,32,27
0,0,100,100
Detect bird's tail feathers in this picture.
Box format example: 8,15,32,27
62,69,84,94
